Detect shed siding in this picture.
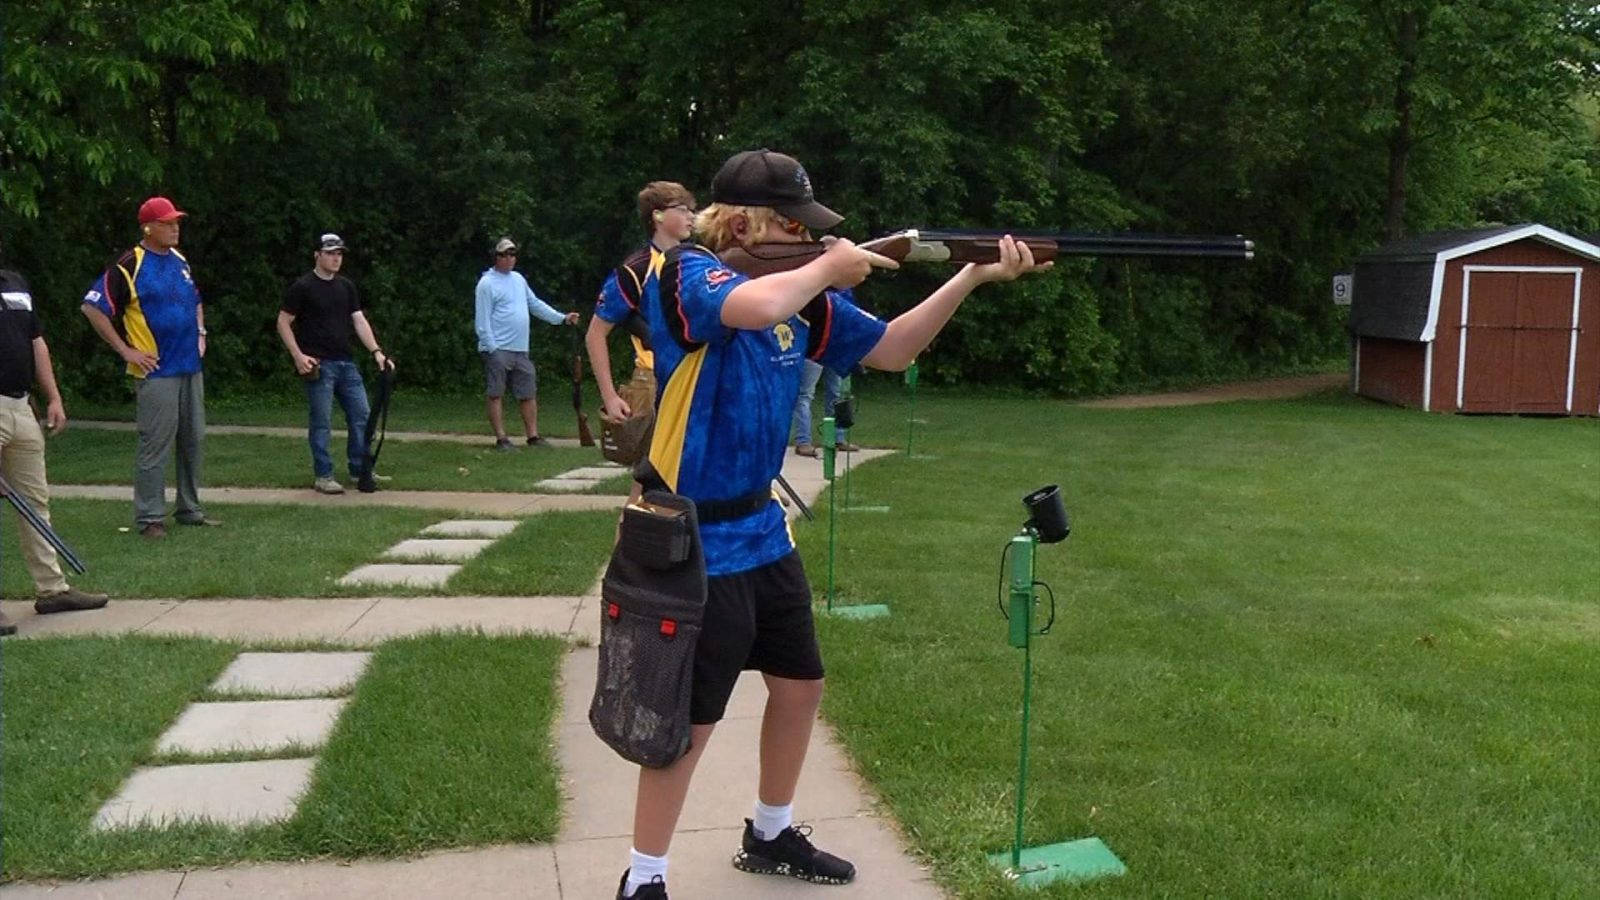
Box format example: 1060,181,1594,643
1355,337,1425,409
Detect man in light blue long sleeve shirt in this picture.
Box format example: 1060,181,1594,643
474,236,579,449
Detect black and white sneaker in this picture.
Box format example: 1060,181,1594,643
732,818,856,885
615,869,668,899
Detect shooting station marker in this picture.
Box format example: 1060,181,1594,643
987,838,1128,887
989,488,1125,887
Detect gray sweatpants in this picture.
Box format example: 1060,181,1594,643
134,372,206,526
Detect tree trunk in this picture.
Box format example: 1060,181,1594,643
1384,9,1420,241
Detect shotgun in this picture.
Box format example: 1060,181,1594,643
0,472,86,574
720,229,1255,276
571,325,596,447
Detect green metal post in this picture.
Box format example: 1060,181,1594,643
823,417,836,611
905,361,918,456
1008,531,1037,868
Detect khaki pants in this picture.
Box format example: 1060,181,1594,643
0,394,69,594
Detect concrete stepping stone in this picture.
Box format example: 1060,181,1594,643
533,477,598,492
338,563,459,588
93,758,315,830
155,699,348,755
383,538,494,561
565,466,626,480
421,519,519,538
210,652,372,697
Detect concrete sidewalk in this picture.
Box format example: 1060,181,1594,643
3,448,941,899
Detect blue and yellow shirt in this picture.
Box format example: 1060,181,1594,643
648,245,886,576
82,245,203,379
595,244,666,371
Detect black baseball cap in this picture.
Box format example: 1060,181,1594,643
317,233,346,252
710,149,843,231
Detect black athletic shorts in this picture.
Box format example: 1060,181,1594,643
690,551,823,724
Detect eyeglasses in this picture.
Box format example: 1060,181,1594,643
496,250,517,257
772,213,808,237
666,204,695,215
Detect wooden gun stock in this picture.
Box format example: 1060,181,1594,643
719,229,1253,277
571,330,596,447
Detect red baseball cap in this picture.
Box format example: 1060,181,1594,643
137,196,187,225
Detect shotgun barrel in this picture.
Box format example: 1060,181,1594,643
0,472,86,574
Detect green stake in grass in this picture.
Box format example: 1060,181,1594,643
989,485,1125,888
835,376,888,514
904,360,918,457
820,417,888,620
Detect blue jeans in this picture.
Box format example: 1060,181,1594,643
791,360,846,447
305,359,370,480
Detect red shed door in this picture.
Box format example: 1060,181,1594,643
1458,267,1580,413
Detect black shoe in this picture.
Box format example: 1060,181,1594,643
494,437,517,452
35,588,110,615
526,435,547,447
732,818,856,885
615,869,668,899
0,612,16,637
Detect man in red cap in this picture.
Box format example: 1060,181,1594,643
81,196,217,538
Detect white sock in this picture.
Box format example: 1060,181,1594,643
752,801,793,841
626,849,668,895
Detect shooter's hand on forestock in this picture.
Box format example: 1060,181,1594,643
970,234,1053,284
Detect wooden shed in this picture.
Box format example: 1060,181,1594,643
1348,225,1600,415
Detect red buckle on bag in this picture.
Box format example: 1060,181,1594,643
607,602,620,620
660,619,677,638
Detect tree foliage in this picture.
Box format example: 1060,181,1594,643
2,0,1596,400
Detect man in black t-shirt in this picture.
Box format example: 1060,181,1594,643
1,238,111,636
276,233,393,494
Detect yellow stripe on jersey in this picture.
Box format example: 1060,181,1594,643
630,336,654,371
120,247,159,378
647,345,707,492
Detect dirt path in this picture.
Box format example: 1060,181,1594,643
1078,372,1345,409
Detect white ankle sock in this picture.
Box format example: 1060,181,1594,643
752,801,793,841
626,849,668,895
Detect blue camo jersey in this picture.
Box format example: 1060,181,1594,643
595,244,664,370
82,246,203,379
647,245,886,576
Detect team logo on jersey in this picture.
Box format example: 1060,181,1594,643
706,268,735,287
773,322,795,352
84,290,103,304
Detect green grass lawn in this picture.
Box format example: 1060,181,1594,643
37,429,630,494
1,501,617,598
801,388,1600,898
0,633,565,879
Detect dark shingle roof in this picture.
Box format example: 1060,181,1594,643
1354,226,1524,264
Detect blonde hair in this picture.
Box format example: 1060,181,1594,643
693,204,790,252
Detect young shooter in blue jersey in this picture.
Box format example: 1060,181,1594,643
614,150,1049,899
